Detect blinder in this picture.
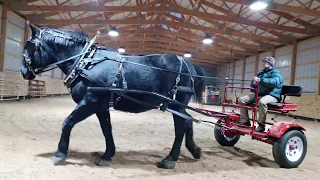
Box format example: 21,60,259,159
23,37,40,75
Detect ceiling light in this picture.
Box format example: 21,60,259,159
118,47,125,53
108,27,119,37
249,1,268,11
202,34,213,44
184,53,192,58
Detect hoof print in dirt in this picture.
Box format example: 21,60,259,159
156,156,176,169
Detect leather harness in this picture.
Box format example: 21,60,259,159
23,30,195,106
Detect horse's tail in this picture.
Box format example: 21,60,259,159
192,64,206,104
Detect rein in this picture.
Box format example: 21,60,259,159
25,30,252,91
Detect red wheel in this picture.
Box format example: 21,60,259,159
272,130,307,168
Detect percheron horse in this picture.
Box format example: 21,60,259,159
20,22,206,169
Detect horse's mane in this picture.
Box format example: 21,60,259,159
40,28,90,47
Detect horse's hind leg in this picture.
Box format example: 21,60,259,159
95,110,116,166
52,98,98,165
185,115,202,159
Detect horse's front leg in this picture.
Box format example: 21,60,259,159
52,98,98,165
94,110,116,166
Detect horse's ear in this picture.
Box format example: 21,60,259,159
27,21,40,36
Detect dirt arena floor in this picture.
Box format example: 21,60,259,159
1,96,319,180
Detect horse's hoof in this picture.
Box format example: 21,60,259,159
52,151,67,166
192,146,202,160
95,159,112,166
156,156,176,169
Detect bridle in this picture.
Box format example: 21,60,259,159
22,29,89,76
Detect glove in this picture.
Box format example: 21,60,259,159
253,77,260,82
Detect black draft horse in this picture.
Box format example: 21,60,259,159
20,23,206,169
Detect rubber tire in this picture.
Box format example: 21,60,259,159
272,141,280,165
272,130,307,168
214,124,240,147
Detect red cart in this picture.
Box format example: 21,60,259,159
196,82,307,168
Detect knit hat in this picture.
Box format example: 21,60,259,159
262,56,275,67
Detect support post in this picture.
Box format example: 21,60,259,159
241,56,247,87
224,63,228,79
24,21,29,44
232,60,235,93
271,48,275,57
254,54,259,75
290,41,297,85
0,3,8,72
242,56,246,92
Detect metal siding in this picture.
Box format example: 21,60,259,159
296,38,320,65
4,39,23,70
275,46,292,81
244,72,254,81
0,5,2,42
4,54,21,73
234,74,242,81
54,69,62,79
8,12,25,29
4,12,26,73
218,65,224,78
6,23,24,43
294,78,317,92
234,59,243,75
199,64,214,85
5,38,23,57
294,37,320,93
41,71,52,77
245,56,255,73
235,59,243,67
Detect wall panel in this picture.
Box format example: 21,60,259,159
3,12,25,74
234,59,243,75
41,70,52,77
54,69,62,79
218,65,225,78
275,45,292,85
199,64,215,86
244,56,255,81
294,37,320,93
0,5,2,44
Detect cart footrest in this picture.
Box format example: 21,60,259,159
267,102,298,112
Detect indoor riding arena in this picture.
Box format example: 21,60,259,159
1,0,320,179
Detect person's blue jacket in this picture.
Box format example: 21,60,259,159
251,67,283,101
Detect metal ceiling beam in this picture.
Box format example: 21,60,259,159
108,43,233,60
7,4,320,35
123,47,226,64
87,27,261,51
99,36,249,55
26,19,281,42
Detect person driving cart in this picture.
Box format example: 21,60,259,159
238,57,283,132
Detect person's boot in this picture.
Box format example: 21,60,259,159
240,121,251,126
255,123,265,132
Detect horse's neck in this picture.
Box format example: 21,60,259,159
56,45,86,75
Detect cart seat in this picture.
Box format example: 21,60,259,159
267,85,303,112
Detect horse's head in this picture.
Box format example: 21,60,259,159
20,22,42,80
21,22,89,80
